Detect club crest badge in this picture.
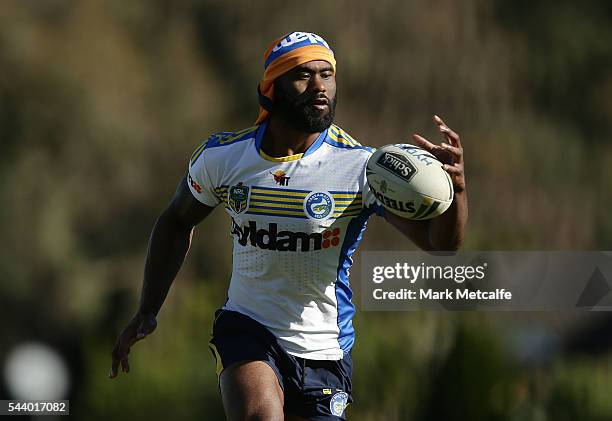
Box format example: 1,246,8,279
304,191,334,221
329,391,349,417
228,182,250,214
270,170,290,186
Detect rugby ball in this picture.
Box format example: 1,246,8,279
366,144,454,220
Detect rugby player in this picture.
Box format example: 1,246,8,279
110,31,467,420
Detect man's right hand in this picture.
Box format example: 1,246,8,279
109,312,157,378
108,175,214,380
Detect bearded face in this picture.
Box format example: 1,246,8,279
273,81,337,133
271,61,337,133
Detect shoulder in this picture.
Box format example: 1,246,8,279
205,125,259,149
190,125,258,165
326,124,376,153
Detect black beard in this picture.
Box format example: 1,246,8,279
273,84,337,133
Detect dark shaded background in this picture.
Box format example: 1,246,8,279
1,0,611,419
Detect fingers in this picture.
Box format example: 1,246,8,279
110,330,137,379
443,163,466,193
440,142,463,163
443,163,463,175
110,342,122,379
412,134,443,154
434,115,462,148
121,354,130,374
109,314,157,379
110,335,136,378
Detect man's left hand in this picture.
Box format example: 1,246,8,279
412,115,465,193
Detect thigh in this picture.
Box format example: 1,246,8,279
220,360,284,421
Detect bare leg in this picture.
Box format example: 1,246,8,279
220,360,284,421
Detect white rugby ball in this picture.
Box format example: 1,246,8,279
366,144,454,220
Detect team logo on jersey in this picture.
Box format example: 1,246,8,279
270,170,290,186
304,192,334,220
330,391,349,417
228,183,250,214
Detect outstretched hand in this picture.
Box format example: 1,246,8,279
109,312,157,378
412,115,465,193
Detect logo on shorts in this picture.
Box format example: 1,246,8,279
330,391,349,417
228,182,250,214
304,191,334,220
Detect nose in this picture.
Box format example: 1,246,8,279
309,74,326,93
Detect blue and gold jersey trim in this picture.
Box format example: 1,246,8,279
207,126,258,149
190,126,258,165
213,185,363,219
255,120,328,161
326,125,375,152
192,123,373,167
259,150,304,162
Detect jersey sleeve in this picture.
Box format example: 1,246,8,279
362,149,386,217
187,139,220,207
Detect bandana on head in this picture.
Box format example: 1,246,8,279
255,32,336,124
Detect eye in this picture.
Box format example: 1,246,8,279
321,71,333,79
297,72,311,80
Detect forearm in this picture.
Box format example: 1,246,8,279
138,207,194,316
428,190,468,251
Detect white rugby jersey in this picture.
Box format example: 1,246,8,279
187,121,384,360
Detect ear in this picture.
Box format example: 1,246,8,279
258,85,274,111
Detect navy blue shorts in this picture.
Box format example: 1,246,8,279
208,309,353,420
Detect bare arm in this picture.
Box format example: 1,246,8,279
139,175,214,316
385,191,467,251
110,175,214,378
385,115,468,251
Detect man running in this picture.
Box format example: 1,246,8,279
110,31,467,421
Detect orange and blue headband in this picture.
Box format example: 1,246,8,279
256,32,336,124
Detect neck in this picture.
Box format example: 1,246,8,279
260,115,322,157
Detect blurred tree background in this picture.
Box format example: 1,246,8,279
1,0,611,420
